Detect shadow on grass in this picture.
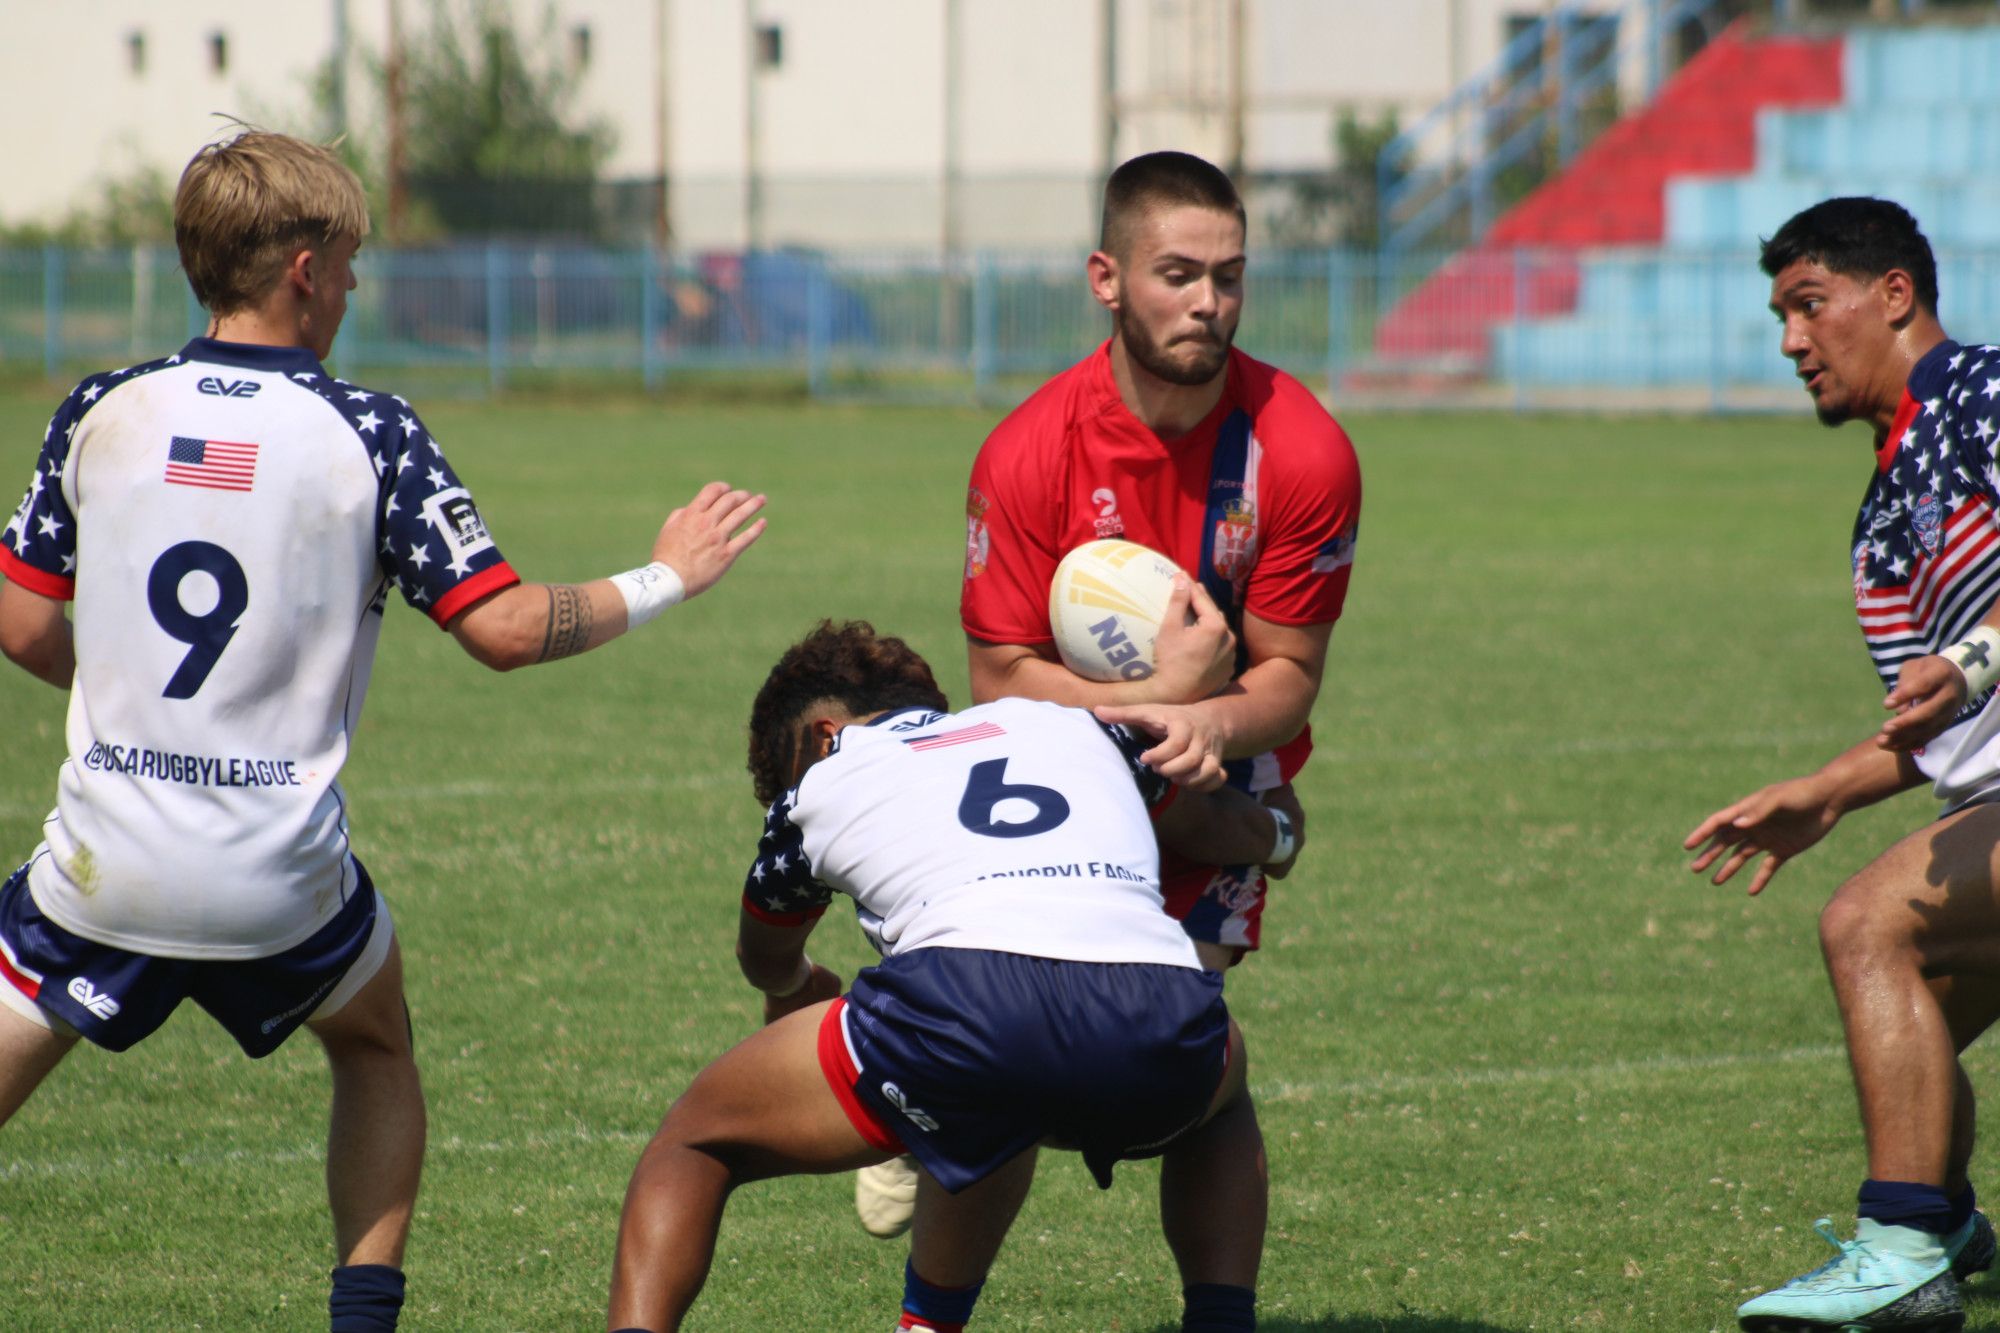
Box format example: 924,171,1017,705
1141,1317,1521,1332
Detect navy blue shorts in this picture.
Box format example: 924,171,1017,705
817,948,1230,1193
0,858,386,1058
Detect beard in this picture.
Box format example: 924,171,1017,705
1117,305,1234,387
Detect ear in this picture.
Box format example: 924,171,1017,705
809,716,844,760
1087,250,1121,313
1879,267,1919,327
284,247,318,299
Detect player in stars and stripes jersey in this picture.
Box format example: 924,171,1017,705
607,622,1295,1333
0,131,764,1333
1685,199,2000,1332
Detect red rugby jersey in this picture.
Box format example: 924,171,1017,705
961,341,1361,783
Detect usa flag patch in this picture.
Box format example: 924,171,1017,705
165,436,259,492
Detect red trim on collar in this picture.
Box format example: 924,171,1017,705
1878,392,1920,474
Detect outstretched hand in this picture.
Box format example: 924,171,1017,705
1878,654,1969,752
1094,701,1228,792
1682,776,1840,896
653,481,768,600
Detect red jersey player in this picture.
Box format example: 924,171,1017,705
961,150,1361,972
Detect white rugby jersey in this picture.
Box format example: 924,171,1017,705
0,339,518,957
742,697,1200,968
1846,340,2000,806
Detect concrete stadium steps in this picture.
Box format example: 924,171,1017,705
1453,22,2000,390
1498,252,2000,387
1666,176,2000,250
1369,21,1841,368
1757,104,2000,178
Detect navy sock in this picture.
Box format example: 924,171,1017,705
1857,1179,1954,1236
900,1260,983,1331
329,1264,405,1333
1948,1183,1979,1234
1182,1282,1256,1332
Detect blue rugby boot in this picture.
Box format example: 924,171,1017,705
1945,1210,1994,1282
1736,1218,1962,1331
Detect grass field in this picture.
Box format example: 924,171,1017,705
0,384,1993,1332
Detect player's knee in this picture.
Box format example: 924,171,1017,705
1816,888,1904,972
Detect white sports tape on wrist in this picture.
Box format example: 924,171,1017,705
1267,807,1296,865
765,955,815,998
609,562,685,629
1944,626,2000,699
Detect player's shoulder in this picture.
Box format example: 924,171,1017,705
51,352,187,429
1231,349,1349,440
979,346,1109,463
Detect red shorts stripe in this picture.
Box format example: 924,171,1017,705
816,998,906,1155
0,937,42,1003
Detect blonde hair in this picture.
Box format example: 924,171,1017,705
174,130,370,314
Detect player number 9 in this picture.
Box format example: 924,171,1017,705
147,540,249,699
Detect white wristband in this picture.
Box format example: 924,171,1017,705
763,954,816,998
609,561,684,629
1266,806,1296,865
1944,627,2000,699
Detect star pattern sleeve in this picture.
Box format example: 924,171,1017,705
0,377,102,599
1094,719,1176,813
742,795,834,925
371,402,519,624
1940,346,2000,512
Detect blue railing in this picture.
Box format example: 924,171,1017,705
1377,0,1730,255
1,240,1938,413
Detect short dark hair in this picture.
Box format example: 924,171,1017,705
1759,197,1938,315
746,620,949,805
1099,151,1246,258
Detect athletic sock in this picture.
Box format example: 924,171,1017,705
1858,1179,1955,1239
1948,1183,1979,1235
1182,1282,1256,1332
899,1260,983,1332
329,1264,406,1333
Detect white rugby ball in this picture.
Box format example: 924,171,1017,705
1049,539,1185,682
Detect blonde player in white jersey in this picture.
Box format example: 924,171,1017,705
0,131,764,1333
607,621,1297,1333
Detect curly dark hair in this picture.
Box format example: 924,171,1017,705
747,620,950,804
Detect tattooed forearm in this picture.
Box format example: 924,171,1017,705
538,584,594,662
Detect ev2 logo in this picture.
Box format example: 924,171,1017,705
197,376,262,399
66,976,121,1020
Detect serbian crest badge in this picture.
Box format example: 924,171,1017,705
1211,498,1259,584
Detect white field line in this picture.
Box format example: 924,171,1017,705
0,1044,1849,1182
1260,1042,1845,1103
0,726,1861,823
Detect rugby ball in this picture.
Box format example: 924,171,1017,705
1049,539,1185,682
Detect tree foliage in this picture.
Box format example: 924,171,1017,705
397,0,618,237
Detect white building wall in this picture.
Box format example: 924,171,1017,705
0,0,1622,251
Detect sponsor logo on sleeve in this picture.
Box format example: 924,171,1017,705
964,487,991,580
421,486,496,572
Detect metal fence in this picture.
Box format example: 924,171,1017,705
10,241,1985,413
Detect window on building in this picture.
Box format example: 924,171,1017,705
127,30,146,76
755,23,782,70
209,31,228,75
571,23,591,70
